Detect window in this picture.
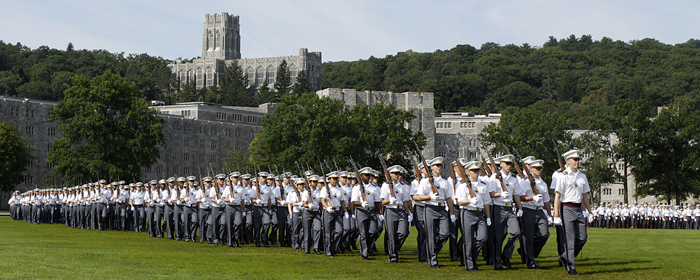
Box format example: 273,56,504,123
436,122,442,128
447,122,452,128
24,175,33,185
217,112,227,120
47,128,56,136
184,140,190,147
10,107,19,116
27,159,35,168
232,114,242,122
172,166,179,174
199,140,205,148
209,154,216,162
200,127,206,134
619,189,624,196
156,166,163,174
181,110,191,117
25,126,34,135
184,167,190,175
185,125,191,133
26,109,34,118
184,153,190,161
266,66,276,84
46,161,54,170
256,67,265,85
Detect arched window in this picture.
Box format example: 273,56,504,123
256,66,265,85
289,65,297,83
208,31,214,51
266,65,276,84
215,30,221,50
196,68,203,88
246,67,255,86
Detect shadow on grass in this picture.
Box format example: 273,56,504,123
584,266,662,275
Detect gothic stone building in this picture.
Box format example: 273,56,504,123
170,13,322,92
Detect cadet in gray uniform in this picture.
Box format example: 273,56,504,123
302,174,323,254
352,167,384,260
553,150,593,276
455,160,491,271
223,172,246,246
252,173,273,247
182,177,199,242
380,165,412,263
130,183,146,232
173,177,185,240
209,174,226,245
489,155,523,270
164,178,176,239
519,159,551,269
320,171,349,257
288,178,305,250
196,177,213,243
413,157,456,268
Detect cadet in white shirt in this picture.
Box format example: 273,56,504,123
287,178,305,250
488,155,523,270
352,167,384,260
302,174,323,254
222,172,246,247
455,160,491,271
413,157,455,268
518,159,551,269
321,171,349,257
130,183,145,232
182,177,199,242
409,163,429,263
209,174,226,245
196,177,213,244
252,173,273,247
379,165,412,263
552,150,593,276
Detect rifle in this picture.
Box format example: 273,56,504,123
512,147,538,196
332,159,340,171
319,160,332,208
445,144,457,192
501,143,524,179
253,164,261,200
347,156,367,202
412,140,438,195
552,139,565,172
408,152,422,182
377,154,396,198
478,149,492,177
209,163,220,200
453,159,477,198
275,164,285,202
480,144,508,192
198,167,206,200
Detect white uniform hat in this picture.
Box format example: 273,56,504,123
387,165,403,173
267,174,275,179
202,176,213,182
186,176,196,181
308,175,319,181
339,171,348,177
166,177,176,183
562,149,581,159
528,159,545,167
496,154,514,163
427,157,444,166
359,167,373,174
158,179,166,184
295,178,305,185
241,174,251,180
177,177,186,182
229,172,240,178
521,156,536,163
464,161,481,170
326,171,339,178
258,172,268,177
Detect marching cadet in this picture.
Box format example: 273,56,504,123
347,173,361,251
694,205,700,230
183,176,199,242
145,182,157,237
174,177,186,240
197,176,213,244
302,174,323,254
339,171,355,253
482,159,499,266
320,171,349,257
130,183,145,232
108,183,117,230
352,167,383,260
269,175,281,245
622,205,630,228
272,174,287,246
9,191,20,220
552,150,593,276
252,173,273,247
519,159,551,269
489,155,523,270
288,178,305,250
413,157,455,268
154,180,167,238
223,172,246,246
116,181,128,231
209,174,226,245
243,175,255,244
380,166,411,263
455,160,490,271
447,162,462,263
163,178,176,239
369,170,384,254
682,206,692,229
98,181,111,231
597,204,606,228
409,163,429,263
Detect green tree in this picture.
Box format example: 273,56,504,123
48,72,165,183
572,131,619,205
255,81,275,105
0,123,32,191
292,70,311,95
273,60,291,101
220,60,253,106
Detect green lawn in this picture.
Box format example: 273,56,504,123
0,217,697,279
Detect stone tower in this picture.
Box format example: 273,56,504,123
201,13,241,60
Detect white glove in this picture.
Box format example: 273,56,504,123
486,218,492,226
281,201,286,206
344,212,349,219
242,211,246,217
351,215,356,219
218,199,224,205
377,215,384,222
588,215,595,224
533,194,543,203
517,209,523,217
469,196,480,206
548,216,553,225
501,191,511,200
361,201,369,208
131,207,135,211
553,216,562,226
312,203,319,210
582,210,589,218
430,193,439,202
389,197,396,205
326,207,335,213
408,214,413,223
450,214,457,223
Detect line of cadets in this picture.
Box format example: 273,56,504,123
8,149,595,275
590,203,700,230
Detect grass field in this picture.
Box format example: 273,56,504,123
0,217,698,279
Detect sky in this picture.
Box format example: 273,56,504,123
2,1,699,62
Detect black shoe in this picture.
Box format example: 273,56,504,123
368,251,376,256
362,256,369,260
419,260,428,263
568,269,580,276
502,257,511,269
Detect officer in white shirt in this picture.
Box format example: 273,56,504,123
552,150,593,276
455,160,491,271
489,155,523,270
321,171,350,257
413,157,455,268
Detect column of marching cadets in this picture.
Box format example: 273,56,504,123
9,149,697,274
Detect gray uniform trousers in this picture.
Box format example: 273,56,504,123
274,205,288,246
210,206,225,243
560,205,587,272
384,207,409,262
291,211,303,250
340,210,355,252
198,207,211,242
164,204,175,239
522,208,549,267
484,206,496,265
302,208,322,253
253,205,271,246
155,205,165,238
414,204,429,262
174,204,184,240
85,204,92,229
424,204,450,267
449,204,462,262
133,205,145,232
493,205,521,268
269,206,278,244
10,204,17,220
117,203,127,230
460,208,487,271
244,204,254,243
182,205,198,241
224,204,244,246
355,207,378,258
323,209,344,256
146,205,156,237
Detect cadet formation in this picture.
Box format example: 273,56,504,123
8,149,698,276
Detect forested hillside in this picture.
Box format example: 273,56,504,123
323,35,700,128
0,41,175,101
